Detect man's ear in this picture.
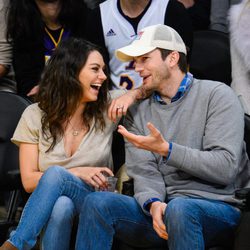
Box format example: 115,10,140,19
168,51,180,68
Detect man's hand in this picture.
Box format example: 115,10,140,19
118,122,169,156
150,201,168,240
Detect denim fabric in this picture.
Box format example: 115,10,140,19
40,196,76,250
8,166,94,250
76,193,241,250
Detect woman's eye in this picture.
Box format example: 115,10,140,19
92,67,99,71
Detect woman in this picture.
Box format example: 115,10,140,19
0,38,138,250
6,0,87,98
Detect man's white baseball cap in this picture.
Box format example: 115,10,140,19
116,24,187,62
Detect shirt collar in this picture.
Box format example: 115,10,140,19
153,73,193,104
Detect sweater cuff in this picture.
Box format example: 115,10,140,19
143,198,162,212
163,142,173,162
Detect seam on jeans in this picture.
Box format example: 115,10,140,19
112,218,154,231
199,204,240,226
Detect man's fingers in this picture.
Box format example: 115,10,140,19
147,122,160,136
117,125,129,137
153,223,168,240
118,125,138,142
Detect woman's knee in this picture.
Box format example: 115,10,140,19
50,196,76,224
40,166,66,185
82,192,117,215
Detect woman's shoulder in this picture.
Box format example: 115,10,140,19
22,103,43,119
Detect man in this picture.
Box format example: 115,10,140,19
84,0,193,90
75,24,250,250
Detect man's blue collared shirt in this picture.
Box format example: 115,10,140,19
153,72,193,104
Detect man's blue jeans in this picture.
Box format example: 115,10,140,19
76,192,241,250
8,166,94,250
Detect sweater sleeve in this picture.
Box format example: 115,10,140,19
167,84,245,186
124,108,166,214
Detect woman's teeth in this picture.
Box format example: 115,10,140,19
91,83,101,90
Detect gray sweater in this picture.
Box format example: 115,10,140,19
124,78,250,212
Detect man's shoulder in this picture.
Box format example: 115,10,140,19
191,78,240,105
127,96,152,115
192,78,232,93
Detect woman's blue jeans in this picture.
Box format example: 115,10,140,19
8,166,94,250
40,196,76,250
76,192,241,250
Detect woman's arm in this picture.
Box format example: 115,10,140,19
19,143,42,193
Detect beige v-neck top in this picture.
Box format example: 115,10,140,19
11,90,125,172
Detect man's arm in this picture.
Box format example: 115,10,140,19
122,108,167,213
121,84,245,186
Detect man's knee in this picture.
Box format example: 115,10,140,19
165,197,200,227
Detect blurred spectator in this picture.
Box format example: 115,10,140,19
0,0,16,92
6,0,87,98
85,0,193,90
229,0,250,115
177,0,211,30
84,0,104,9
210,0,242,33
0,0,10,78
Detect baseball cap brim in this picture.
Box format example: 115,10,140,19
116,44,156,62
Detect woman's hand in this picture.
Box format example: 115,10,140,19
68,167,114,190
108,86,151,122
108,90,137,122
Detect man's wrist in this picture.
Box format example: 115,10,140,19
143,198,162,212
134,86,152,100
149,201,162,215
162,142,172,162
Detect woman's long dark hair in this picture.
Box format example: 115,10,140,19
37,38,109,151
6,0,86,42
